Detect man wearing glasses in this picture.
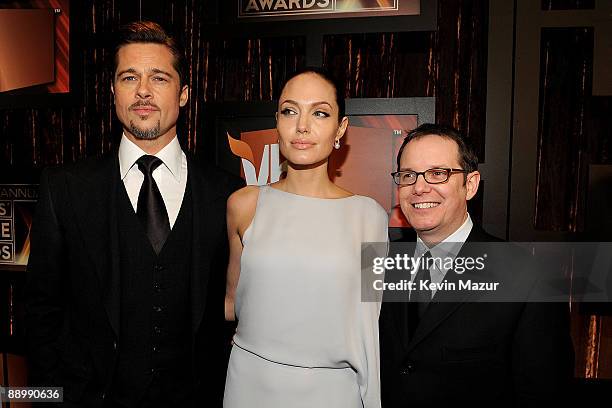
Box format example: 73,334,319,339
379,124,574,407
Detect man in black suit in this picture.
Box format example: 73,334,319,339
25,22,242,407
380,124,574,407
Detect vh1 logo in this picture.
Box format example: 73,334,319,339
227,130,285,186
226,115,418,227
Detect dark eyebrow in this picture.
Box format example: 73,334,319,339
116,68,138,78
280,99,333,109
115,68,174,78
311,101,332,109
151,68,173,77
398,165,450,171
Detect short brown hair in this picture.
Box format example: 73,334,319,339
113,21,187,88
396,124,479,182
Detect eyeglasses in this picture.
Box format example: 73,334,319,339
391,168,468,186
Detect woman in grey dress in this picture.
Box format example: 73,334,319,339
224,67,388,408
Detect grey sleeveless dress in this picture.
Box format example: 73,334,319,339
223,186,388,408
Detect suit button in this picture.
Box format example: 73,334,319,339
153,326,161,335
153,282,161,292
400,361,415,375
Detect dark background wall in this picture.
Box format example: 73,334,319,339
0,0,487,168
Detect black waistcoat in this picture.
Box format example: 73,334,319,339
110,179,194,407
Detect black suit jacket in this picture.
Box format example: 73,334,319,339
380,225,574,407
24,150,243,407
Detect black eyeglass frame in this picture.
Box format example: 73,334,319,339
390,168,469,186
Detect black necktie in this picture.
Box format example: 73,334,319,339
407,251,433,340
136,155,170,254
411,251,433,314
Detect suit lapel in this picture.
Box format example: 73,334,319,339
67,152,231,338
384,241,416,355
405,226,494,352
68,152,121,337
405,267,482,351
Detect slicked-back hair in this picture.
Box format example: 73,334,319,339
113,21,187,89
279,67,345,123
396,123,479,183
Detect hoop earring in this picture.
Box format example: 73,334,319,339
334,139,340,150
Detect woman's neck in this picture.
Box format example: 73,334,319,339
276,160,338,198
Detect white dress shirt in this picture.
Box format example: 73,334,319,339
118,134,188,229
412,213,474,296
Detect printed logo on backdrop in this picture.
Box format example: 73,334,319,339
0,184,38,267
227,131,285,185
238,0,420,19
226,114,418,227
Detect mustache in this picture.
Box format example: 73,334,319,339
129,101,159,110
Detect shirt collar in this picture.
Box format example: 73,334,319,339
415,213,474,260
118,134,183,181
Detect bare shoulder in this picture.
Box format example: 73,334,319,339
227,185,259,213
227,186,260,236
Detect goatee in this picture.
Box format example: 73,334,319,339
129,120,161,140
